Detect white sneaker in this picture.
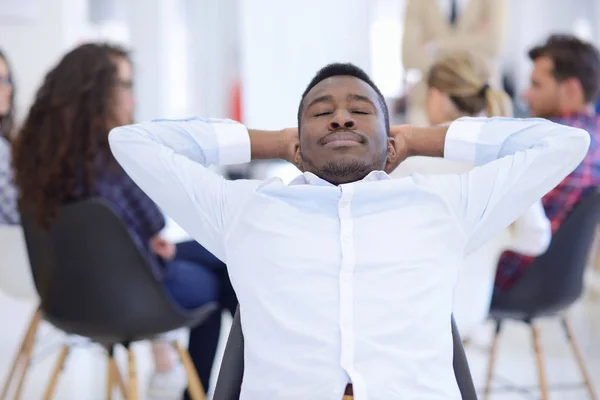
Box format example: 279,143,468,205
147,364,187,399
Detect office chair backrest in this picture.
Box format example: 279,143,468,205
19,198,185,341
505,188,600,315
212,309,477,400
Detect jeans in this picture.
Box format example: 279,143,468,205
162,240,238,398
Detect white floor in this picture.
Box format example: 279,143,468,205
0,290,599,399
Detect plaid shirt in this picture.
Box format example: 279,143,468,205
495,112,600,291
0,136,19,225
78,155,167,276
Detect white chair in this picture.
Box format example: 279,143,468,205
0,225,42,400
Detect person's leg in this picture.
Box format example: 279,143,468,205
182,272,237,400
163,259,225,397
184,310,222,400
216,267,238,315
175,240,226,271
163,259,219,309
169,241,239,398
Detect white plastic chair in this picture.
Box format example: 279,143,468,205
0,225,42,399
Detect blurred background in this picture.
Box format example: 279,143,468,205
0,0,598,125
4,0,599,180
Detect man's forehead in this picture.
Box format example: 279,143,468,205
533,57,555,76
305,75,378,101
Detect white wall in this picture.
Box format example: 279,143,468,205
0,0,90,121
238,0,372,129
126,0,188,122
185,0,240,119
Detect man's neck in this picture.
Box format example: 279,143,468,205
556,104,591,118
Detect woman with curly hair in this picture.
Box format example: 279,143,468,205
0,49,19,225
12,43,235,398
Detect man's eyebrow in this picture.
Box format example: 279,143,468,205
347,93,376,108
306,95,334,109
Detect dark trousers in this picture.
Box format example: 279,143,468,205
162,240,237,398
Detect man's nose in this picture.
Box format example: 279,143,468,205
329,110,356,131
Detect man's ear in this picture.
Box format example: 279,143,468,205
564,77,584,102
386,137,397,165
293,144,304,171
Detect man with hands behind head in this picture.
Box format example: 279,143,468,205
109,63,589,400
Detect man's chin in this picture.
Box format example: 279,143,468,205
316,159,375,185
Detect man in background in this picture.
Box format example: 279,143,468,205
494,34,600,292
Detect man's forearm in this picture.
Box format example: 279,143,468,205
406,125,448,158
248,129,292,161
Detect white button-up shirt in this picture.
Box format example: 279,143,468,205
109,117,589,400
391,157,552,256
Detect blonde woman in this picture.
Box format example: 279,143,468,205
391,52,551,338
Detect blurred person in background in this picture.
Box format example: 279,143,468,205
390,52,551,337
494,34,600,293
0,49,19,225
402,0,506,126
11,43,236,399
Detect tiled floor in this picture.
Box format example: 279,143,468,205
0,290,598,399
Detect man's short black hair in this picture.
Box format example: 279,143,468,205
529,34,600,103
297,62,390,134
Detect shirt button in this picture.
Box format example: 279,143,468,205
342,236,350,244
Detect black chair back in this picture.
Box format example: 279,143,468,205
20,198,213,343
213,309,477,400
491,188,600,318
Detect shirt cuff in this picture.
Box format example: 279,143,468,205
443,117,488,165
212,120,251,166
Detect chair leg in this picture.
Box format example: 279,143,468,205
172,341,206,400
530,322,549,400
484,320,502,399
562,318,598,400
106,355,113,400
126,346,138,400
11,308,43,400
105,345,127,399
110,358,127,398
42,345,69,400
0,308,42,400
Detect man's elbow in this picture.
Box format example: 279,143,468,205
523,229,552,257
108,126,134,161
565,127,591,166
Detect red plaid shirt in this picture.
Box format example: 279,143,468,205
494,112,600,292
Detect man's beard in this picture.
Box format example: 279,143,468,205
318,160,375,185
305,152,387,185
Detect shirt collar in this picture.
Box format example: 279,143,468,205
289,170,391,186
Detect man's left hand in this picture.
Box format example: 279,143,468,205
385,125,414,173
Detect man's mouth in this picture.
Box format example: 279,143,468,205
321,131,364,147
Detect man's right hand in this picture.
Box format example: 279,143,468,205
248,127,300,167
